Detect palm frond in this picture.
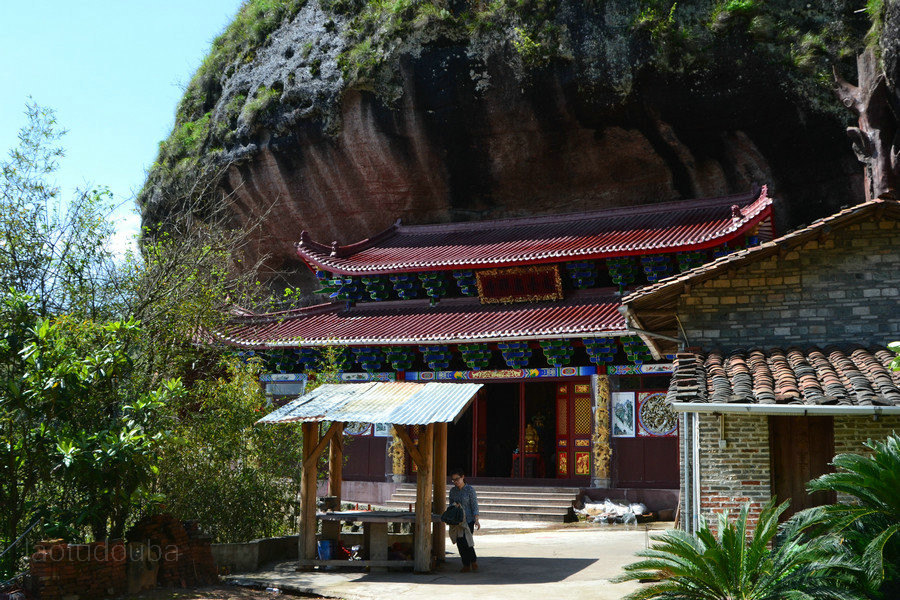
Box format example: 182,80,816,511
861,522,900,583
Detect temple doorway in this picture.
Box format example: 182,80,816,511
447,380,592,482
446,391,474,475
481,383,520,477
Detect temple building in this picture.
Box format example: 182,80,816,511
219,187,775,498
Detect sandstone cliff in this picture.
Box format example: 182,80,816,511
139,0,882,295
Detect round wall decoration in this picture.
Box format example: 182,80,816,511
637,392,677,436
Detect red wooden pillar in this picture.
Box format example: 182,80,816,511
518,382,526,477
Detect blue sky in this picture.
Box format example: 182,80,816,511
0,1,245,255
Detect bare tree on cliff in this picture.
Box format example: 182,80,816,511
116,160,274,384
835,49,900,201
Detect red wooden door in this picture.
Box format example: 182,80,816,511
473,392,487,476
555,381,592,479
611,390,679,488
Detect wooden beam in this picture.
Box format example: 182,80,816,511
392,425,425,470
303,421,339,471
299,421,320,567
432,422,448,562
633,309,677,318
626,309,664,361
414,423,434,573
328,422,344,500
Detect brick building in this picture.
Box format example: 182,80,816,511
622,198,900,532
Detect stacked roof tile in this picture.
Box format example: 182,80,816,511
667,346,900,407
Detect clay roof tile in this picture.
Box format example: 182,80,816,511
666,345,900,408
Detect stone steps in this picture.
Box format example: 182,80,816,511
386,484,580,522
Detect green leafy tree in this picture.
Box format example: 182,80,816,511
797,434,900,597
0,291,56,577
0,101,295,572
156,357,301,542
0,102,118,319
0,292,179,577
614,499,863,600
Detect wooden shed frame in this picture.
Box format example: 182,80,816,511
298,420,447,572
257,382,482,572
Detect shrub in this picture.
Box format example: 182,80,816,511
156,358,303,542
615,499,863,600
797,434,900,597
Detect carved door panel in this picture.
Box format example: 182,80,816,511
556,384,569,477
556,381,592,480
572,384,593,478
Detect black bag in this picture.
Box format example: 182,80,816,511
440,504,464,526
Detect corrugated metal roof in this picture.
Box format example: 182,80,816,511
220,290,626,348
296,188,774,275
256,382,483,425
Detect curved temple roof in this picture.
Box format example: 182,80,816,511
296,187,774,275
219,289,626,348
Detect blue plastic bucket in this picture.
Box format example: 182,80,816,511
317,540,333,560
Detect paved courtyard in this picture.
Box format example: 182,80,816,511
228,522,666,600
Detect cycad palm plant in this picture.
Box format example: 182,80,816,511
797,434,900,596
614,498,863,600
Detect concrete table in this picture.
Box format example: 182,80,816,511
297,511,441,571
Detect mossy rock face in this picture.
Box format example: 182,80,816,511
140,0,878,295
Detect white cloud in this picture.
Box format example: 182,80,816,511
108,210,141,259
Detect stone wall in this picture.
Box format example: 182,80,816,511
678,219,900,348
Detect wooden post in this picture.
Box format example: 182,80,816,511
299,421,320,568
320,422,345,543
414,423,434,572
432,422,448,562
328,422,344,500
591,375,612,488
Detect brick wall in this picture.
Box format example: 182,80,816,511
691,414,900,527
677,220,900,348
29,515,217,600
696,413,770,528
30,540,127,600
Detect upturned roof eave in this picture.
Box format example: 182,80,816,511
296,206,773,276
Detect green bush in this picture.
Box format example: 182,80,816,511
615,499,863,600
242,85,283,122
797,434,900,597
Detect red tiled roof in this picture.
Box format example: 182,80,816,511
296,188,774,275
668,347,900,407
218,290,627,348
